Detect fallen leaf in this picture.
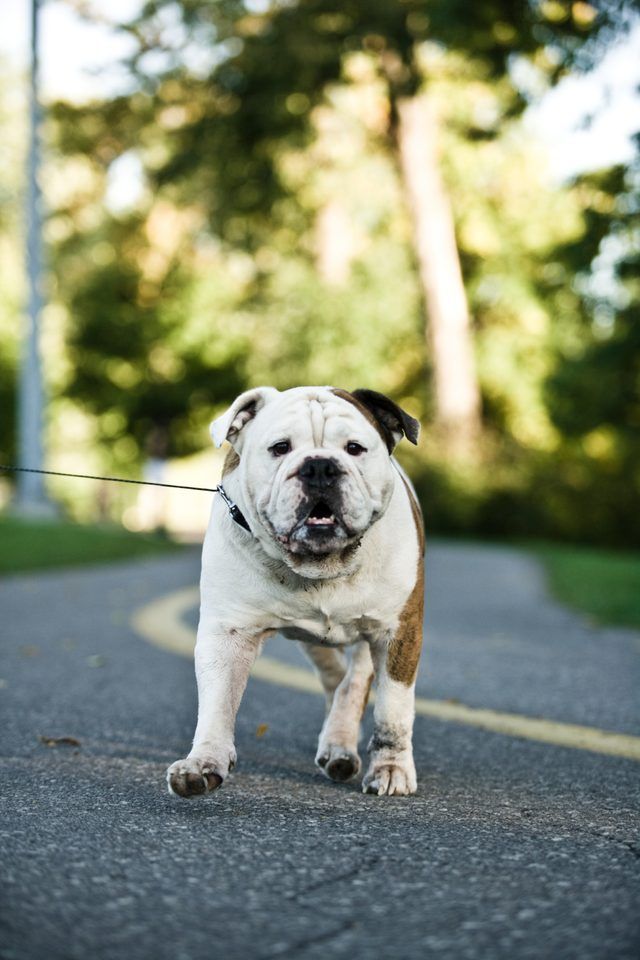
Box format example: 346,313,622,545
19,645,40,658
255,723,269,738
86,655,106,668
39,735,81,748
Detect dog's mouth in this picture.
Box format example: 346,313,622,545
274,497,347,554
304,499,337,530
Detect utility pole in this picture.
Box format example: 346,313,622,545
15,0,55,515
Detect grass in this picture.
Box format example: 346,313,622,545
530,541,640,631
0,514,183,575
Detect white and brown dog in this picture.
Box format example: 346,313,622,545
167,386,424,797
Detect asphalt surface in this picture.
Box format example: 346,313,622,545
0,541,638,960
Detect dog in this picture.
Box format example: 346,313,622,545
167,386,424,797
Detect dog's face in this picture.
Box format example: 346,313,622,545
211,386,419,575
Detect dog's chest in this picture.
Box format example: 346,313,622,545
279,620,366,647
272,584,391,647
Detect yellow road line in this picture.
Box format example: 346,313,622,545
131,586,199,658
131,587,640,763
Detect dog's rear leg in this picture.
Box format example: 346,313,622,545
300,643,348,713
307,641,373,783
167,629,263,798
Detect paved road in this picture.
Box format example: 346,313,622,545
0,542,638,960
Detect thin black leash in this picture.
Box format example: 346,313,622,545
0,464,217,493
0,464,252,532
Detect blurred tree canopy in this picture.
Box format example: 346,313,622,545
6,0,638,543
543,149,640,544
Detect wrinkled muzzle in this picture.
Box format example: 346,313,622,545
257,454,374,557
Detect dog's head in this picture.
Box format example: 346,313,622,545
211,386,419,577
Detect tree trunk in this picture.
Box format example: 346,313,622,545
396,93,481,458
315,199,355,287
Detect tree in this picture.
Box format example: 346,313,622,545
396,92,481,454
46,0,640,541
544,147,640,544
46,87,252,472
55,208,248,466
105,0,633,457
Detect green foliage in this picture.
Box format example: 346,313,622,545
53,208,248,465
238,245,424,395
543,154,640,545
0,344,17,467
115,0,621,243
431,46,584,453
38,0,640,545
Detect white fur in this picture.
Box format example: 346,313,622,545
166,386,422,799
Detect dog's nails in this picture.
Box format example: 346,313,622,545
185,773,207,795
204,771,223,791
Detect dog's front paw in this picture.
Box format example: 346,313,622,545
166,752,234,798
362,755,417,797
316,744,361,783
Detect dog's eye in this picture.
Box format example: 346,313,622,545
346,441,367,456
269,440,291,457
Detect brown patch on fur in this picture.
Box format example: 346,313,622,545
222,447,240,477
331,388,390,448
401,475,425,554
387,477,425,685
360,672,374,719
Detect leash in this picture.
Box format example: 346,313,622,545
0,464,252,533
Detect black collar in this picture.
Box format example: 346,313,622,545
216,484,252,533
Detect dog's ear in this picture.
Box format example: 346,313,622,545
210,387,280,449
351,389,420,452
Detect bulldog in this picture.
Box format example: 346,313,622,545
167,386,424,797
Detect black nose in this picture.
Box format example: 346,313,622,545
298,457,341,488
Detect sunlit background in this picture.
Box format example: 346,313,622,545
1,0,639,544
